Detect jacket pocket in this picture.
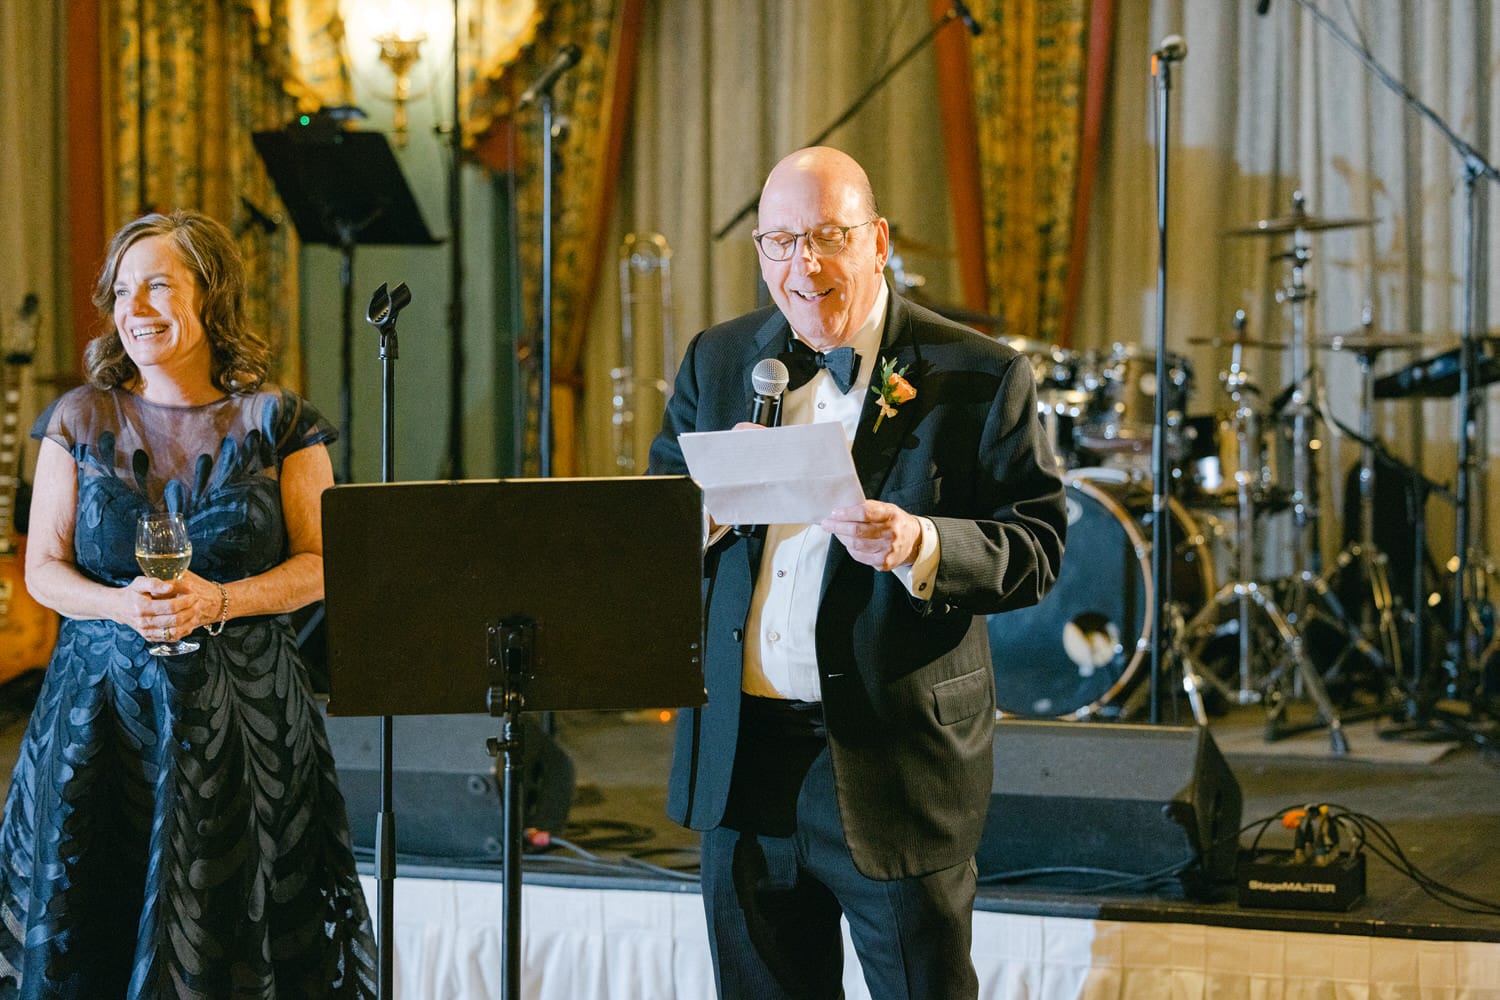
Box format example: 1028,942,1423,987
932,666,990,725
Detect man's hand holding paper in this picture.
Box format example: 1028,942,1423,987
678,421,864,527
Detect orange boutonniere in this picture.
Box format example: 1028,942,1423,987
871,356,917,431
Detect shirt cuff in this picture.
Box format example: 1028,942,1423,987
892,516,940,599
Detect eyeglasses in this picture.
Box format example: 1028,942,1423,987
752,218,878,262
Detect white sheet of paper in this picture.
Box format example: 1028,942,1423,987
678,422,865,525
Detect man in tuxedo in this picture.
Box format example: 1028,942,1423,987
647,146,1067,999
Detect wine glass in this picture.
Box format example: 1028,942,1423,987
135,511,200,656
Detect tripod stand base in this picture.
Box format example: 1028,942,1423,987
1184,581,1351,755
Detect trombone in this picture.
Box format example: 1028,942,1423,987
613,232,676,472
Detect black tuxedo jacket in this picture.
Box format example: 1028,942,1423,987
647,289,1067,880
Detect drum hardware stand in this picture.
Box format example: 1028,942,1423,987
1178,311,1348,753
1272,226,1326,598
1275,0,1500,740
1312,331,1423,707
1251,211,1377,740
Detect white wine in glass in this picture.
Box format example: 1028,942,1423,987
135,511,200,656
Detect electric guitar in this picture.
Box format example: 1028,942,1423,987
0,293,58,683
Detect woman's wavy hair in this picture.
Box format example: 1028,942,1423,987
85,210,271,393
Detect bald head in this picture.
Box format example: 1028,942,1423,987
754,147,889,350
759,147,879,224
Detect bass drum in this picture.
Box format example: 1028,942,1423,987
989,471,1215,719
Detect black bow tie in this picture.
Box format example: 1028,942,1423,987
778,340,861,393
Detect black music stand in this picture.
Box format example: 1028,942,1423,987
252,121,440,483
320,475,706,1000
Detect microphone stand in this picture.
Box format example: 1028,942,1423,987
712,1,977,241
1148,40,1180,724
520,52,578,477
444,0,466,479
365,280,411,1000
1284,0,1499,718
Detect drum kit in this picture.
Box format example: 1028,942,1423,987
987,193,1500,751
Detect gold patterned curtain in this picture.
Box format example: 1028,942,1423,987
969,0,1091,345
465,0,639,476
101,0,350,390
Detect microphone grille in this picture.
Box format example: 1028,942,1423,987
752,357,790,397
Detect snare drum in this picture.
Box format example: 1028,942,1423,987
987,471,1215,719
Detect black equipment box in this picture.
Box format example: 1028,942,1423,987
1237,850,1366,911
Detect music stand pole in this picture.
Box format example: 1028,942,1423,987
365,281,411,1000
1148,37,1185,724
483,619,534,1000
338,233,356,482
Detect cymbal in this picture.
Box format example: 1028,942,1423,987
1003,335,1066,357
1316,333,1438,353
1186,336,1286,350
1226,212,1375,237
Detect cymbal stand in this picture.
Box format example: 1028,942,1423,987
1180,312,1348,753
1274,223,1322,599
1279,0,1500,735
1266,226,1362,745
1314,337,1405,691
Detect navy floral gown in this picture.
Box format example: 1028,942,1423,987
0,385,375,999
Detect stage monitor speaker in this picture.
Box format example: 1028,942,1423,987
324,712,574,861
978,720,1241,899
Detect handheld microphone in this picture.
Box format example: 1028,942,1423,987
733,358,790,537
951,0,983,36
519,44,583,108
748,357,789,428
1154,34,1187,61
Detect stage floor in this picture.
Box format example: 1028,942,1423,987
334,699,1500,945
3,672,1499,996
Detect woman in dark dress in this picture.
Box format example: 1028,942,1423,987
0,210,375,998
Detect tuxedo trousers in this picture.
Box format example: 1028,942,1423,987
699,695,979,1000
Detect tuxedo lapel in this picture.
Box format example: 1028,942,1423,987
820,291,922,604
850,292,920,503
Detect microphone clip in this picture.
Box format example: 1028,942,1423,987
366,281,412,360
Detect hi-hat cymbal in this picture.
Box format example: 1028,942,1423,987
1186,336,1287,350
1226,212,1375,237
1316,333,1437,353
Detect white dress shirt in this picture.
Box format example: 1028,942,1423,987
741,281,941,701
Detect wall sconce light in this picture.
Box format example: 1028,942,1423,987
375,30,426,147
